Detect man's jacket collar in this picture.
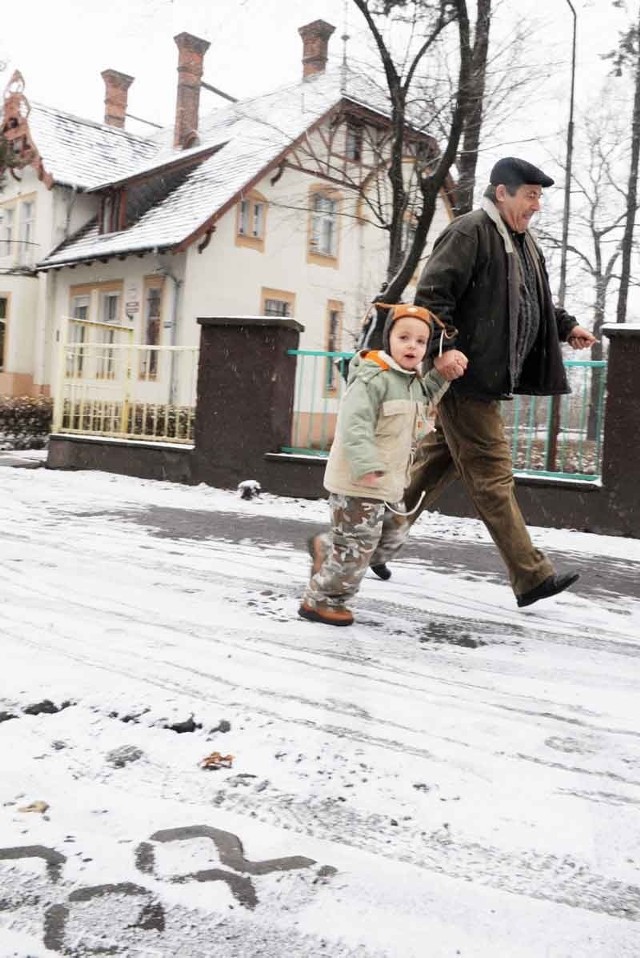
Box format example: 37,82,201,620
480,196,515,254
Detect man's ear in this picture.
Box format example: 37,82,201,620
495,184,508,202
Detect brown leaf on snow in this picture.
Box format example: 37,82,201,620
200,751,234,770
18,800,49,814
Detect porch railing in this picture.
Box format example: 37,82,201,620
284,350,607,482
52,317,199,444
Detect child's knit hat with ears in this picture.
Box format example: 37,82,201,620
381,303,436,354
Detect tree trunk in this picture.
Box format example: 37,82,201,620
454,0,492,215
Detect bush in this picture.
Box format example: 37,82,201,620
0,395,53,450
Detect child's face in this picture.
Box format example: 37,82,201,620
388,317,429,371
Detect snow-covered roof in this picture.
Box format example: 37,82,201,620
28,102,159,190
37,68,426,270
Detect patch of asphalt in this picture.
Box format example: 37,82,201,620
70,504,640,602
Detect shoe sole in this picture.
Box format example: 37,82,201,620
298,605,353,627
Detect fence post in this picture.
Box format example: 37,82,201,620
52,315,70,434
120,325,134,436
192,315,303,488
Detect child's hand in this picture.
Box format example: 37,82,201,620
359,471,384,487
434,349,468,380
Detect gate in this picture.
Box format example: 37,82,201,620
52,317,199,444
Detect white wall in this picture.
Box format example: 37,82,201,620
182,162,451,356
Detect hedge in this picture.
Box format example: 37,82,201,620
0,395,53,449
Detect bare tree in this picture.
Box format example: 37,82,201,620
536,96,632,356
337,0,501,355
535,90,639,437
454,0,491,214
348,1,482,307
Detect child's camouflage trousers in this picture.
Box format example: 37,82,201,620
302,493,407,610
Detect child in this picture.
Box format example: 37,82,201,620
298,304,453,627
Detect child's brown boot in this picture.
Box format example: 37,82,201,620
298,602,353,627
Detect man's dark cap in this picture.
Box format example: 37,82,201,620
489,157,554,189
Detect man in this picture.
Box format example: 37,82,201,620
369,156,596,608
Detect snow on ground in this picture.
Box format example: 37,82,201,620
1,463,639,957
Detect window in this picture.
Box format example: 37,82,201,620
238,199,264,238
0,207,14,259
264,298,291,317
0,297,7,369
68,282,124,380
18,200,35,266
71,295,89,322
261,287,295,318
97,291,121,379
100,290,121,325
236,192,267,252
325,300,343,394
139,278,163,381
68,294,89,377
345,122,363,162
310,191,338,260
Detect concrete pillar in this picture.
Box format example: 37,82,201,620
600,323,640,535
192,316,303,489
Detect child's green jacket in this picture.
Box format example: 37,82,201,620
323,349,449,503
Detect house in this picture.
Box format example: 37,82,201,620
0,20,453,423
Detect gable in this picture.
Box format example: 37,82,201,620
1,70,158,192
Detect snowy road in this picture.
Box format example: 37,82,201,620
1,464,639,956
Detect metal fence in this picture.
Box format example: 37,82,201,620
53,317,199,444
284,350,607,481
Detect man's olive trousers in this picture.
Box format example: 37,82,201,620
371,390,554,596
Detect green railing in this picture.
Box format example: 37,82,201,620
503,360,607,481
283,349,354,458
283,350,608,482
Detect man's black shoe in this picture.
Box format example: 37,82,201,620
516,572,580,608
371,563,391,580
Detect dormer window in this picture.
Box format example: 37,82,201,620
100,190,124,234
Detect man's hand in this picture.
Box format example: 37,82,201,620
434,349,469,381
567,325,597,349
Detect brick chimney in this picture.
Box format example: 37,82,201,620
298,20,335,79
101,69,134,129
173,32,210,149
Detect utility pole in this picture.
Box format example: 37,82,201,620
558,0,577,309
616,5,640,324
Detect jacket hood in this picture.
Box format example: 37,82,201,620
347,349,422,385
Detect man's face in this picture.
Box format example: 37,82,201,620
496,183,542,233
